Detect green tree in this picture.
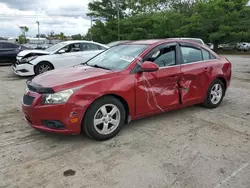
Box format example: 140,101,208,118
189,0,250,50
71,34,82,40
85,0,250,48
59,32,66,40
18,26,29,44
88,0,128,21
18,35,26,44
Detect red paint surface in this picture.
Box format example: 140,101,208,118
22,40,232,134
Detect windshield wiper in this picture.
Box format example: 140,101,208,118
88,64,111,70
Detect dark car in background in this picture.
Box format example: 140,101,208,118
0,41,29,65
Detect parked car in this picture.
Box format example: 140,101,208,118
167,38,205,46
0,41,29,65
12,40,109,76
218,43,236,51
22,39,231,141
206,43,214,50
107,40,130,47
236,42,250,51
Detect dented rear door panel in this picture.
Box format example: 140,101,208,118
179,61,213,105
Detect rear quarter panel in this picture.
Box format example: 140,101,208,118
206,57,231,91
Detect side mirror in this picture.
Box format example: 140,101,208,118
58,49,65,54
140,61,159,72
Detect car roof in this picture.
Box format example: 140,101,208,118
124,39,204,46
63,40,100,44
126,39,165,45
62,40,108,48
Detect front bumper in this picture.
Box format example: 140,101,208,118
22,91,85,135
12,63,35,76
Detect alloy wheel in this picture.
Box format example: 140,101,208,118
93,104,121,135
38,64,51,74
210,83,223,105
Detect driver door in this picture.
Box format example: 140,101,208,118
135,43,181,116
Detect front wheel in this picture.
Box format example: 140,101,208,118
82,96,126,141
203,79,225,108
34,62,53,75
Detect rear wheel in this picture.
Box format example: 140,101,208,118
82,96,125,141
34,62,53,75
203,79,225,108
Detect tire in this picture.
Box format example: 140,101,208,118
203,79,225,108
34,62,54,75
82,96,126,141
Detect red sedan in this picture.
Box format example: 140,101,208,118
22,39,231,140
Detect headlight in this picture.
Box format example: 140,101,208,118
43,89,75,104
21,56,38,62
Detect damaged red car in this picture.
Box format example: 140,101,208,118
22,39,231,140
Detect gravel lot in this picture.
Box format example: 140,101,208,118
0,55,250,188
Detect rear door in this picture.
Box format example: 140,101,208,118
135,42,181,116
179,42,217,105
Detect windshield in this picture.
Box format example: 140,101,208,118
86,44,148,70
45,42,67,52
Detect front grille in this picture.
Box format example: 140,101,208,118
23,95,35,105
42,120,66,130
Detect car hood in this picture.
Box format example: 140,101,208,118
31,65,119,91
17,49,50,57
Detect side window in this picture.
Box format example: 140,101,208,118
202,49,217,60
146,45,176,67
210,53,216,59
181,46,202,64
202,49,210,60
81,43,104,51
61,43,80,53
71,43,80,52
98,45,107,50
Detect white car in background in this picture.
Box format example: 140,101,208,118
236,42,250,51
12,40,108,76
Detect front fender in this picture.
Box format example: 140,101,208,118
70,73,136,120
